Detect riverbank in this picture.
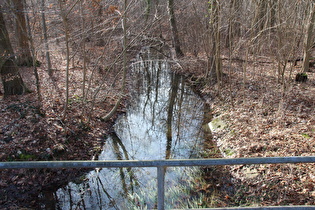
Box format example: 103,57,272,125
0,64,124,208
179,55,315,206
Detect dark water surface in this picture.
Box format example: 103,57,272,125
48,50,208,209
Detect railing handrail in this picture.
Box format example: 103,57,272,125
1,156,315,169
2,156,315,210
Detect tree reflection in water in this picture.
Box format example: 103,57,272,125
53,50,206,209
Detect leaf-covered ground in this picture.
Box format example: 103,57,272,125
181,56,315,207
0,53,314,208
0,62,123,208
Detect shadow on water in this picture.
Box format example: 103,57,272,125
41,49,232,209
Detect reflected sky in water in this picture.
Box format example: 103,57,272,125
53,51,206,209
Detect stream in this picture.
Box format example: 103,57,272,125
44,49,211,209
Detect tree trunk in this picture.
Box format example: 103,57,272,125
11,0,32,66
1,59,25,95
167,0,184,58
0,8,25,96
80,0,87,99
207,0,222,85
58,0,70,119
25,0,42,104
226,0,241,47
102,0,128,121
268,0,277,28
253,0,268,32
40,0,52,75
0,6,14,56
214,0,222,92
302,2,315,73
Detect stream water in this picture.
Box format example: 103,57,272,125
47,50,209,209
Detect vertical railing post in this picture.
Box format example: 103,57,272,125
157,166,165,210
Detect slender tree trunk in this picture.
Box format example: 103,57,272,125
58,1,70,119
167,0,184,58
226,0,241,47
25,1,42,104
214,0,222,94
102,0,128,121
207,0,222,86
80,1,87,100
63,20,70,119
276,0,284,84
268,0,277,28
302,2,315,73
122,0,128,91
11,0,32,66
41,0,52,75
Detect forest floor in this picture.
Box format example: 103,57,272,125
0,51,315,208
0,60,125,208
179,54,315,207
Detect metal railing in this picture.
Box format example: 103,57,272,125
1,156,315,210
